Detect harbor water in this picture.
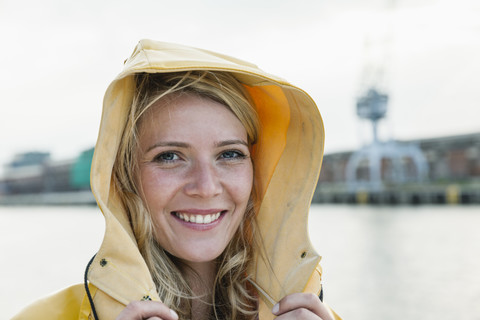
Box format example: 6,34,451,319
2,204,479,319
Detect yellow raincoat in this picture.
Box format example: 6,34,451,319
13,40,341,320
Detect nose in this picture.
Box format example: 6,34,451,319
184,161,222,198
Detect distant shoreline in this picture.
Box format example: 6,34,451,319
0,190,96,206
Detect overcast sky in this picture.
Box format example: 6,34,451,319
1,0,479,172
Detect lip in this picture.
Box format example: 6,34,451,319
171,209,227,231
172,209,225,215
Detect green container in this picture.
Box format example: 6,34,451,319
70,147,94,189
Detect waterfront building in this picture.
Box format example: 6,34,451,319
315,132,480,204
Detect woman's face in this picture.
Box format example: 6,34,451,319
136,94,253,264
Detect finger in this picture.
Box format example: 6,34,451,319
272,293,333,320
116,301,178,320
274,307,319,320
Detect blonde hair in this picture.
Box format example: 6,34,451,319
113,71,260,319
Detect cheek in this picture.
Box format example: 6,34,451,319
232,165,254,206
138,168,176,209
138,170,173,238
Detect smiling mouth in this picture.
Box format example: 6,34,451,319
172,211,225,224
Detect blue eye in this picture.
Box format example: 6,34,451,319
220,150,245,159
154,152,179,162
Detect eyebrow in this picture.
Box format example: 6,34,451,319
146,139,248,153
146,142,190,153
215,139,249,148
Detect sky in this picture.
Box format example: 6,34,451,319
1,0,479,173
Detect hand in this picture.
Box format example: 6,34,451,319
271,293,334,319
115,301,179,320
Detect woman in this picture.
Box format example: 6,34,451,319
13,40,341,320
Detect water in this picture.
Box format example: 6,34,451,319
1,205,479,320
309,205,480,320
0,206,104,319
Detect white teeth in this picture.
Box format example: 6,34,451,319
174,212,222,224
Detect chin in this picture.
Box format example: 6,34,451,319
177,248,225,264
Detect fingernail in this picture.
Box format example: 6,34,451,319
272,303,279,314
170,309,179,320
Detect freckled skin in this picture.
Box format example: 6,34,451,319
136,94,253,265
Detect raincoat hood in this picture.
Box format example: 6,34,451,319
12,39,332,320
87,39,326,319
